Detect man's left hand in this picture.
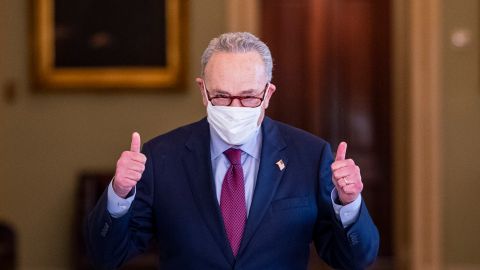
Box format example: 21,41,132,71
331,142,363,205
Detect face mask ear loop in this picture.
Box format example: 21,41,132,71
202,80,212,106
259,82,270,108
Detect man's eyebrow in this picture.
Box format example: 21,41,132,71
210,89,230,95
239,89,258,95
211,89,259,95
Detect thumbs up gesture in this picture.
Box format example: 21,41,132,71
331,142,363,205
113,132,147,198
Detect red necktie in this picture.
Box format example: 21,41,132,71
220,148,247,257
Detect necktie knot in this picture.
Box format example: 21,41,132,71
224,148,242,165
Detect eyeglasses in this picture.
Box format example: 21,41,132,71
204,83,269,107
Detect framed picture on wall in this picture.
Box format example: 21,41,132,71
32,0,187,90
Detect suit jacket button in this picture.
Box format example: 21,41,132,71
100,222,109,237
349,233,359,246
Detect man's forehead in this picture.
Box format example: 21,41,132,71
204,52,267,91
205,52,264,73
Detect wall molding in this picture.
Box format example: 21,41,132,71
393,0,443,269
225,0,260,35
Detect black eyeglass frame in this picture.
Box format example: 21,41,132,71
204,83,270,107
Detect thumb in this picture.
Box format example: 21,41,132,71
335,141,347,161
130,132,141,153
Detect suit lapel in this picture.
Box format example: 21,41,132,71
182,119,235,264
238,117,288,256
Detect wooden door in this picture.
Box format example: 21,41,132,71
261,0,392,268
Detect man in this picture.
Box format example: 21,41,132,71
85,32,379,269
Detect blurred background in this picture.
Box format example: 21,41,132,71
0,0,479,269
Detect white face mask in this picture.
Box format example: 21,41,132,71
207,102,262,145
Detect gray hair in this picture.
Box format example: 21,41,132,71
200,32,273,81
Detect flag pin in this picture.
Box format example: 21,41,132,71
276,160,285,171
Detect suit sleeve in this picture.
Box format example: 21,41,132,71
84,142,156,269
313,143,380,270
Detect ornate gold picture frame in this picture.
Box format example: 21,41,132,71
32,0,186,90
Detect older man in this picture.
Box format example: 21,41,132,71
86,32,379,269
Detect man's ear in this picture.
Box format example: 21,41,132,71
263,83,276,109
195,77,208,106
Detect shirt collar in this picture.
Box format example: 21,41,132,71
209,125,262,160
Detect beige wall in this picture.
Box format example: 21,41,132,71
441,0,480,268
0,0,226,269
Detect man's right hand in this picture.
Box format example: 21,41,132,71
113,132,147,198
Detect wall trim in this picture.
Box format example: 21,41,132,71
225,0,260,35
393,0,443,269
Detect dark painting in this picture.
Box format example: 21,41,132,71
54,0,167,68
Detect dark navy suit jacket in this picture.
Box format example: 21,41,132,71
85,117,379,269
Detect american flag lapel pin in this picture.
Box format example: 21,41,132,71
276,160,285,171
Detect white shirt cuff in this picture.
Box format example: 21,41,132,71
107,180,136,218
331,188,362,228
